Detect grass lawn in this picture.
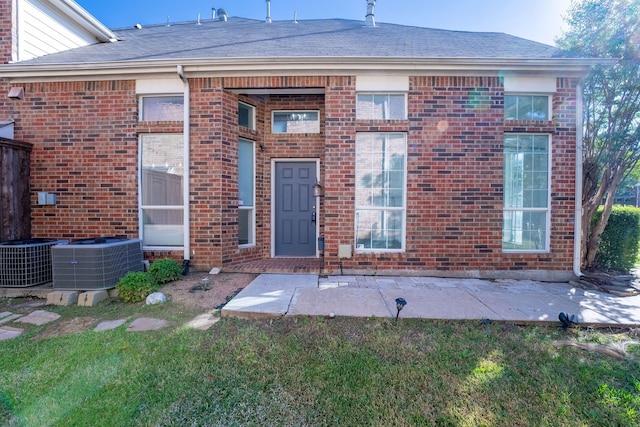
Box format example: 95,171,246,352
1,300,639,426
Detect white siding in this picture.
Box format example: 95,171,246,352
17,0,98,61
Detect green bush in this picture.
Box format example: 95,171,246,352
593,205,640,272
116,271,159,303
148,258,183,284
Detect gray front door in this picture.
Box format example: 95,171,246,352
275,161,317,257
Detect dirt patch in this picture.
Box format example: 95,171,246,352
159,272,257,311
34,317,97,340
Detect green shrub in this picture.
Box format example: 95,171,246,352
593,205,640,272
116,271,159,303
148,258,183,284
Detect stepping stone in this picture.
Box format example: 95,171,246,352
126,318,168,332
15,310,61,326
0,326,23,341
184,313,220,331
94,319,127,332
0,311,13,319
0,313,22,325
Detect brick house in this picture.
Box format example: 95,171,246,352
0,0,599,281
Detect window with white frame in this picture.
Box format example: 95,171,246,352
238,102,255,130
357,93,407,120
503,134,550,251
355,133,406,251
238,138,255,246
504,95,550,121
140,95,184,121
272,111,319,133
140,134,185,247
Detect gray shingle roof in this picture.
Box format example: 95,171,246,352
20,17,570,65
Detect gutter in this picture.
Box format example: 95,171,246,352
574,81,584,278
0,57,609,81
177,65,191,263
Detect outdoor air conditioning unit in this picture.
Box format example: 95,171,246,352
0,238,63,287
52,237,144,290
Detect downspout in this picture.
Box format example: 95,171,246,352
573,80,584,278
177,65,191,270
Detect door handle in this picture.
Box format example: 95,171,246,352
312,211,317,222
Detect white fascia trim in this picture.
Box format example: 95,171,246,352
46,0,118,42
0,57,606,81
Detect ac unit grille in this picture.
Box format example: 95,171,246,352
52,238,143,290
0,239,60,287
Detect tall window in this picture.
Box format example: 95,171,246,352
140,95,184,121
238,102,255,130
140,134,185,247
355,133,406,251
238,139,255,246
504,95,550,121
503,134,550,251
357,94,406,120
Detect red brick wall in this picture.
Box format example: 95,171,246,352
6,73,578,277
0,0,12,64
13,81,139,240
321,76,576,278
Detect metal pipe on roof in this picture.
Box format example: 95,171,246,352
266,0,272,23
365,0,376,27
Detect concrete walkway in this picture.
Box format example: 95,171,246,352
222,274,640,327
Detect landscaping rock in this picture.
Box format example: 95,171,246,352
146,292,167,305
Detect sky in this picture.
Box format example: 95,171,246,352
75,0,573,46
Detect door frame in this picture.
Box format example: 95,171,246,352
271,158,320,258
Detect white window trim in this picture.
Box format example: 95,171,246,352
239,138,256,248
502,133,552,253
138,133,187,251
139,94,184,122
271,110,320,134
356,93,408,120
504,93,552,121
238,102,256,130
354,133,407,253
356,75,409,92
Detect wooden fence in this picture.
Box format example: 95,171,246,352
0,137,32,242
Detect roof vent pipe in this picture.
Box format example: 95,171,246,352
212,8,216,20
365,0,376,27
266,0,272,23
218,8,228,21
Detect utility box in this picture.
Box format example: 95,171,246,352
338,244,352,259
